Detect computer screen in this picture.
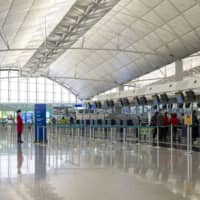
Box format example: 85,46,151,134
177,95,184,104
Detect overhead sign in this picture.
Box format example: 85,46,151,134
34,104,47,143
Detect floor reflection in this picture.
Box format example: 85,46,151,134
17,144,23,175
35,145,47,181
0,130,199,199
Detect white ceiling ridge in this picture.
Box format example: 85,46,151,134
22,0,121,75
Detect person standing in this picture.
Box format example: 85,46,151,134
163,112,170,142
151,112,158,141
170,113,179,142
17,110,23,143
60,116,67,125
157,110,164,141
192,110,199,142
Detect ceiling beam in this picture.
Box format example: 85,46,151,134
22,0,121,75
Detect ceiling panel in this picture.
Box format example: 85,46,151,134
0,0,200,99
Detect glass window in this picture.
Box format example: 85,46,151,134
46,83,53,93
10,78,18,91
1,71,8,77
54,92,61,103
37,78,45,92
19,78,27,91
54,83,61,103
37,92,44,103
29,78,36,92
9,71,18,77
19,91,27,103
1,90,8,102
0,71,80,104
69,93,76,103
10,90,17,103
46,92,53,103
1,79,8,90
29,92,36,103
46,78,53,85
62,88,69,103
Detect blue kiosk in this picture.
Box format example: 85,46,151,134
34,104,47,143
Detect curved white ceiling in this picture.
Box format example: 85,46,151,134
1,0,200,99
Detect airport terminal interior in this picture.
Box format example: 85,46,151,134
1,0,200,199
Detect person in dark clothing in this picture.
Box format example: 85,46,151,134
151,112,158,140
170,113,179,142
136,115,141,142
163,112,170,141
157,110,164,141
52,117,56,133
70,116,74,124
17,110,23,143
192,110,199,141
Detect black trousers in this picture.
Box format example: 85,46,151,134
18,132,22,142
153,128,157,139
162,127,169,141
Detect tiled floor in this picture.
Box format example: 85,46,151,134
0,128,199,200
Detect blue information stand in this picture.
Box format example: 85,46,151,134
34,104,47,143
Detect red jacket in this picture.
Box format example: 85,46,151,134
170,117,179,126
163,115,170,126
17,114,23,133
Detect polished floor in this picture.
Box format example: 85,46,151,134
0,127,200,200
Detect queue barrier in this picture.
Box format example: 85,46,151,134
42,124,199,153
0,123,199,153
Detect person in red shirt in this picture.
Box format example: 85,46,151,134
170,113,179,142
17,110,23,143
163,112,170,141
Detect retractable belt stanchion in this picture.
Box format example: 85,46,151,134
187,125,189,153
78,125,80,139
92,125,95,139
89,124,92,140
190,126,192,152
170,124,173,151
186,125,192,154
148,126,151,145
43,127,45,145
123,126,126,148
190,125,192,153
137,125,140,145
37,126,39,143
110,126,113,145
72,125,74,139
156,126,160,149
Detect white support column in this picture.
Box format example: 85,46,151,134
175,60,183,81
